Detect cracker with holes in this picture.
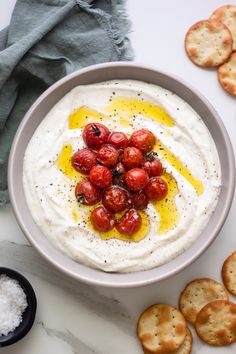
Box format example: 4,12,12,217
142,327,192,354
179,278,228,324
185,19,233,67
218,52,236,97
210,5,236,51
222,251,236,295
137,304,187,354
195,300,236,346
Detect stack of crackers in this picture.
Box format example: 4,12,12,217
185,5,236,97
137,251,236,353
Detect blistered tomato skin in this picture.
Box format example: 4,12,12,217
102,186,129,213
122,147,143,169
129,129,156,153
89,165,112,189
77,124,166,235
97,144,119,167
131,191,149,210
71,148,97,174
112,162,127,187
125,168,149,191
75,179,101,205
145,176,168,201
82,123,110,149
91,206,115,232
116,209,142,236
107,132,129,150
142,157,163,177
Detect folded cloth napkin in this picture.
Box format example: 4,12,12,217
0,0,133,206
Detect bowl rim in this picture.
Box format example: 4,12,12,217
0,267,37,346
8,61,235,287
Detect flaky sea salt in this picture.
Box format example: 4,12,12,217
0,274,28,336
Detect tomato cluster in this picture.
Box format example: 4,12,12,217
72,123,168,236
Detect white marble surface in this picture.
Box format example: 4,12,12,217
0,0,236,353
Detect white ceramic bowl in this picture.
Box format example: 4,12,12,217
8,62,235,287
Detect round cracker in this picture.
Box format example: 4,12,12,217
137,304,187,354
218,52,236,96
179,278,228,324
185,19,233,67
142,327,192,354
195,300,236,346
222,251,236,295
210,5,236,51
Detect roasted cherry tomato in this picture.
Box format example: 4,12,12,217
71,148,97,174
145,176,168,201
97,144,119,167
125,168,149,191
107,132,128,150
130,191,148,210
129,129,156,153
142,153,163,177
75,179,101,205
89,165,112,189
116,209,142,236
112,162,127,187
122,147,143,169
82,123,110,149
91,206,115,232
102,186,129,213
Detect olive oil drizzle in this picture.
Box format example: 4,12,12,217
153,141,204,196
68,97,175,129
153,173,179,234
104,97,175,127
72,208,79,222
68,106,108,129
56,143,83,181
55,96,204,241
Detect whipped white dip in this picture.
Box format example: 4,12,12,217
23,80,221,272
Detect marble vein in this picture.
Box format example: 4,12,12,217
39,321,101,354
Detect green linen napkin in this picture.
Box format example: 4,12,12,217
0,0,133,206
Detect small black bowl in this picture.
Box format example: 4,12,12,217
0,267,37,347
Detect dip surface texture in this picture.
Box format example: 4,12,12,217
23,80,221,272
